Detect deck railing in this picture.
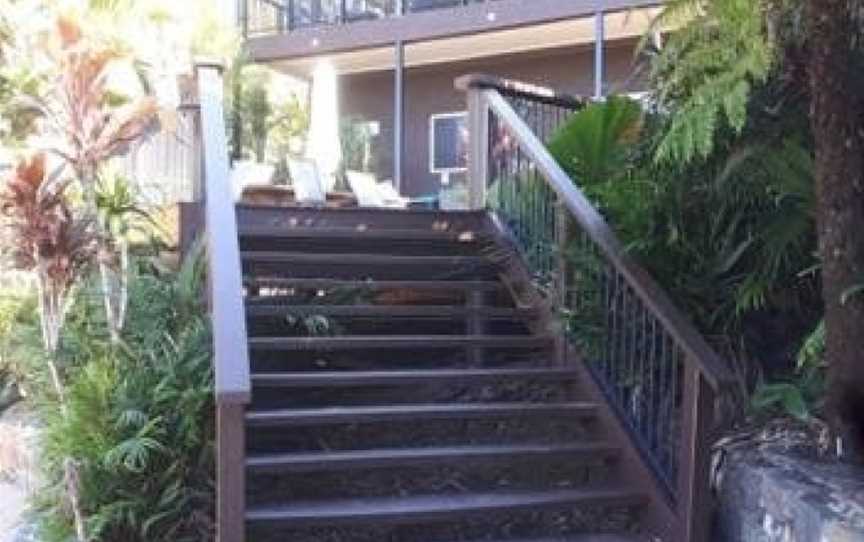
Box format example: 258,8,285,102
194,62,251,542
457,73,734,542
240,0,498,36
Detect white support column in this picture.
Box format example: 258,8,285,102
394,40,405,191
594,10,605,100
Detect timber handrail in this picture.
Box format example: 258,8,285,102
456,73,585,111
460,74,733,391
197,62,252,405
196,61,250,542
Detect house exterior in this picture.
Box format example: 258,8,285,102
239,0,662,200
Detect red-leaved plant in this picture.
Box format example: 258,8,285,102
0,152,95,541
24,16,159,341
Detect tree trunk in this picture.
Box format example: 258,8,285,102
807,0,864,460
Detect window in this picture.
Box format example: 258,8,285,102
429,111,468,175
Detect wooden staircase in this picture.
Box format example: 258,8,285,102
192,65,733,542
237,207,647,541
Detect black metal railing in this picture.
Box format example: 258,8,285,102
240,0,497,37
488,104,684,490
459,73,733,541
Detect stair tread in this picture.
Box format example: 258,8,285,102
248,335,551,350
245,278,504,293
250,367,577,387
240,225,489,242
245,486,646,524
245,402,597,426
242,251,494,266
466,537,645,542
246,441,618,472
246,304,534,319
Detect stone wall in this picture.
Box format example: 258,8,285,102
715,437,864,542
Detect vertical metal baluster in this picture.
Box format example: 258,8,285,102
628,288,639,421
669,345,681,479
605,270,615,384
636,304,651,434
621,282,632,406
656,331,668,475
648,316,659,455
613,275,623,402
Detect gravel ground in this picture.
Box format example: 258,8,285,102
0,481,28,542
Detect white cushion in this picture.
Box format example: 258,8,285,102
377,181,409,208
288,158,326,204
346,170,385,207
230,161,275,201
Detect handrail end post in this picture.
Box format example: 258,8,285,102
216,401,246,542
465,87,489,211
677,363,716,542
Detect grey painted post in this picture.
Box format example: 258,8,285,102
466,87,489,210
594,10,605,100
394,40,405,191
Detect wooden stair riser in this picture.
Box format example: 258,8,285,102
246,462,620,505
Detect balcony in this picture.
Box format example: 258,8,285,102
240,0,500,37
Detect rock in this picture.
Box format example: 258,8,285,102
715,435,864,541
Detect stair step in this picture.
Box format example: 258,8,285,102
245,487,646,526
245,402,597,427
250,367,577,388
246,304,534,320
245,278,504,295
240,226,488,243
466,537,645,542
248,335,552,351
242,251,493,267
246,442,619,473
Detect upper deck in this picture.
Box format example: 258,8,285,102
242,0,662,67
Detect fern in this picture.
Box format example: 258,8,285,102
648,0,778,163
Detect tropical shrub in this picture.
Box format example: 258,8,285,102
752,321,826,422
548,86,821,398
35,251,214,542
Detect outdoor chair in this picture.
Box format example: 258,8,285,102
288,158,327,205
346,170,409,208
229,160,276,201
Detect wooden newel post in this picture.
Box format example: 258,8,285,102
466,84,490,211
676,362,716,542
196,60,252,542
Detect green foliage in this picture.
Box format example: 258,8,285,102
648,0,777,163
548,84,820,389
35,251,214,542
548,97,659,252
752,321,826,421
340,117,379,174
548,96,644,186
0,290,36,410
232,65,309,164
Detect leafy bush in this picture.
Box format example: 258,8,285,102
34,251,214,542
752,321,826,421
0,290,36,411
547,87,821,396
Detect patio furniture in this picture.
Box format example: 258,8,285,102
346,170,409,208
376,180,411,207
288,158,326,204
241,185,357,207
229,160,275,201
